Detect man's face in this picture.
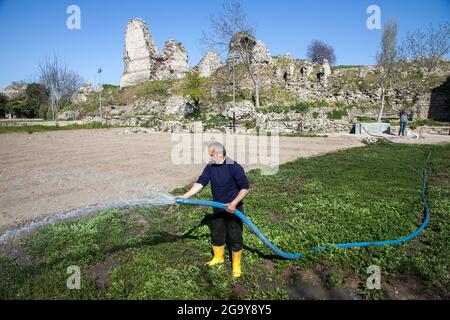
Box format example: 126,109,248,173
209,147,224,164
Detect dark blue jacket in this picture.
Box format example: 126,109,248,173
196,158,250,204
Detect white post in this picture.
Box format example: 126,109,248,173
232,60,236,134
227,52,240,134
98,68,103,120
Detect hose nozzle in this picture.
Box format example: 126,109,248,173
175,197,189,205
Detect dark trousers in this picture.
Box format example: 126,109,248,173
399,122,407,136
211,204,244,252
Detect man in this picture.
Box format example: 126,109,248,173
177,142,250,278
399,109,408,136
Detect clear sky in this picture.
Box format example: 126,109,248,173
0,0,449,89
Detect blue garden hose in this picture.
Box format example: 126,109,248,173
176,152,432,260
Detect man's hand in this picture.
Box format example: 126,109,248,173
225,202,237,214
225,189,249,214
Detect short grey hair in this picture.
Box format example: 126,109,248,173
208,142,227,156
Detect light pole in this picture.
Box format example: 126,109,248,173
227,52,240,134
98,68,103,120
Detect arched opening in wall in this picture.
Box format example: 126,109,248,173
300,67,307,78
429,75,450,121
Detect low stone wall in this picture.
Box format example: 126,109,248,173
390,125,450,136
354,123,391,135
258,119,353,133
0,119,84,127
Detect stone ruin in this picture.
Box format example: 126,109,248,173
2,82,28,99
120,19,159,87
195,51,223,77
115,18,450,125
71,83,94,105
300,61,315,79
119,20,278,87
227,32,272,65
156,40,189,80
317,58,332,82
120,19,190,87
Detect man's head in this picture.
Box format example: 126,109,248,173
208,142,226,164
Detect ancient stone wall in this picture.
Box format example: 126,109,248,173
120,19,158,87
196,51,222,77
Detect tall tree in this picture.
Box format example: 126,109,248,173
376,18,400,122
38,56,82,123
0,93,8,118
182,70,207,108
25,83,50,119
307,40,336,65
400,22,450,74
202,0,262,108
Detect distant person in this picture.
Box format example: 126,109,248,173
177,142,250,278
399,110,408,136
408,111,414,122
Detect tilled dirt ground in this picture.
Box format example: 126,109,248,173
1,128,448,233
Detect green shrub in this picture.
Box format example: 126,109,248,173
356,116,376,123
102,84,119,90
0,93,9,118
0,84,48,119
180,71,207,107
327,108,348,120
245,119,257,130
413,119,449,127
259,100,330,114
289,102,310,113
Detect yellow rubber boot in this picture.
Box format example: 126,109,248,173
206,245,225,267
232,250,242,278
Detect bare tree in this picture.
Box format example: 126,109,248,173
307,40,336,65
376,18,400,122
202,0,262,108
400,22,450,74
38,56,83,124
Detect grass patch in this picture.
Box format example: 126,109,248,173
356,116,377,123
280,133,328,138
327,108,348,120
1,142,449,299
412,119,450,127
259,100,329,114
185,109,230,132
331,65,364,71
0,122,120,134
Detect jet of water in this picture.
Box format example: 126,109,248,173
0,192,176,245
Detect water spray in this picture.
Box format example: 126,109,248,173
0,196,176,245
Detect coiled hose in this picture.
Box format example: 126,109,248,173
176,151,432,259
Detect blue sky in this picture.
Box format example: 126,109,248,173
0,0,449,89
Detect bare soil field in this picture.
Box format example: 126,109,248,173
1,128,448,232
